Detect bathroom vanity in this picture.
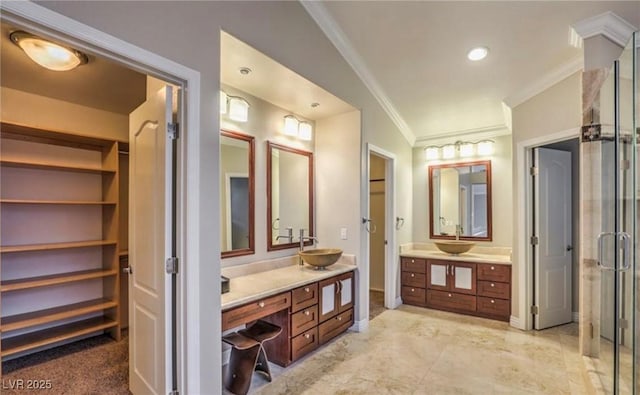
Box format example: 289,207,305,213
222,261,355,366
400,247,511,322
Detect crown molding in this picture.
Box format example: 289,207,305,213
571,11,637,48
414,124,511,147
300,1,416,146
503,56,583,109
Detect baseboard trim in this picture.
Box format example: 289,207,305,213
351,318,369,332
572,311,579,323
510,315,525,330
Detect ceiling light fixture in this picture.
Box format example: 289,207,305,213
239,67,252,75
424,140,494,162
467,46,489,61
10,31,88,71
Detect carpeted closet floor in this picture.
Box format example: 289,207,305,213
2,331,130,395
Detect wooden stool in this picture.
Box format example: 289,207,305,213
223,320,282,395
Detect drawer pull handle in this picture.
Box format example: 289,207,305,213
490,283,495,287
305,310,310,316
258,301,265,308
411,288,415,292
337,316,342,321
305,333,311,339
411,259,415,263
448,293,452,297
491,300,495,304
411,273,415,278
491,266,495,270
305,287,310,293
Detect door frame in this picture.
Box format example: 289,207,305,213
1,3,204,393
365,144,399,311
515,127,579,330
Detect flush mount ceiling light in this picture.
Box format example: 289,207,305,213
467,46,489,61
10,31,88,71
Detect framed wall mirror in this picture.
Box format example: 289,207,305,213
429,160,492,241
267,141,314,251
220,130,255,258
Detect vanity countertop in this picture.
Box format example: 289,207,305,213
221,262,356,310
401,249,511,265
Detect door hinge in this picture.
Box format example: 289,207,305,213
530,166,538,176
168,122,179,140
530,305,539,315
530,235,539,246
619,318,629,329
166,257,179,274
621,160,630,171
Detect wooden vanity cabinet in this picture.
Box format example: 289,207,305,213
318,272,354,322
401,255,511,322
400,257,426,306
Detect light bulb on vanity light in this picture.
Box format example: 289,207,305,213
459,142,474,157
228,96,249,122
477,140,494,155
442,145,456,159
298,122,313,141
219,91,228,114
283,115,299,136
424,146,440,161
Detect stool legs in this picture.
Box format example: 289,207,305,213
254,345,272,382
225,343,260,395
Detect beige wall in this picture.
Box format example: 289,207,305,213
0,87,128,141
511,71,582,323
412,134,513,247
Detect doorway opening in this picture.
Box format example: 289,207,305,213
529,138,580,330
0,15,185,394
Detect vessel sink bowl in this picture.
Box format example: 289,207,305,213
434,241,475,255
299,248,343,270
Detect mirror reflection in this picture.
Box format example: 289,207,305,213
429,160,492,241
267,141,314,251
220,130,255,258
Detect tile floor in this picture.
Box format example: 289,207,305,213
241,306,589,395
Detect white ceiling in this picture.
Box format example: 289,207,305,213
221,31,355,121
306,1,639,144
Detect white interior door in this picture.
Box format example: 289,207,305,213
534,147,572,329
128,86,173,394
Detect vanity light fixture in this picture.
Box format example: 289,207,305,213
424,140,494,162
467,46,489,61
10,31,88,71
228,96,250,122
282,115,313,141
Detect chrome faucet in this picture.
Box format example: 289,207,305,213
299,229,318,265
455,225,462,240
276,227,294,243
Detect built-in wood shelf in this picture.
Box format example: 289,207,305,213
1,317,118,357
1,298,118,333
0,240,117,254
0,199,117,205
1,269,118,292
0,159,115,174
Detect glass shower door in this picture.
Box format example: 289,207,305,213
595,31,637,395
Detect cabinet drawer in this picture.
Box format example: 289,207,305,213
318,308,353,345
477,280,510,299
477,263,510,282
222,292,291,331
401,271,426,288
477,296,510,317
291,327,318,361
427,290,476,313
401,257,426,274
291,283,318,313
291,304,318,337
401,286,425,306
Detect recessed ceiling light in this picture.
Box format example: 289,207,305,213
311,102,320,108
239,67,252,75
10,31,88,71
467,46,489,61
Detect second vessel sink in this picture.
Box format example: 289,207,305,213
434,240,475,255
299,248,343,270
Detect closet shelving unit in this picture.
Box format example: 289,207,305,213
0,122,123,359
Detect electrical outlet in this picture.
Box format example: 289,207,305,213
340,227,348,240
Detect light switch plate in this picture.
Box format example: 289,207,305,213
340,227,348,240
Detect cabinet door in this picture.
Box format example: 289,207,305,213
337,271,354,313
318,277,338,322
451,262,476,295
427,261,449,291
